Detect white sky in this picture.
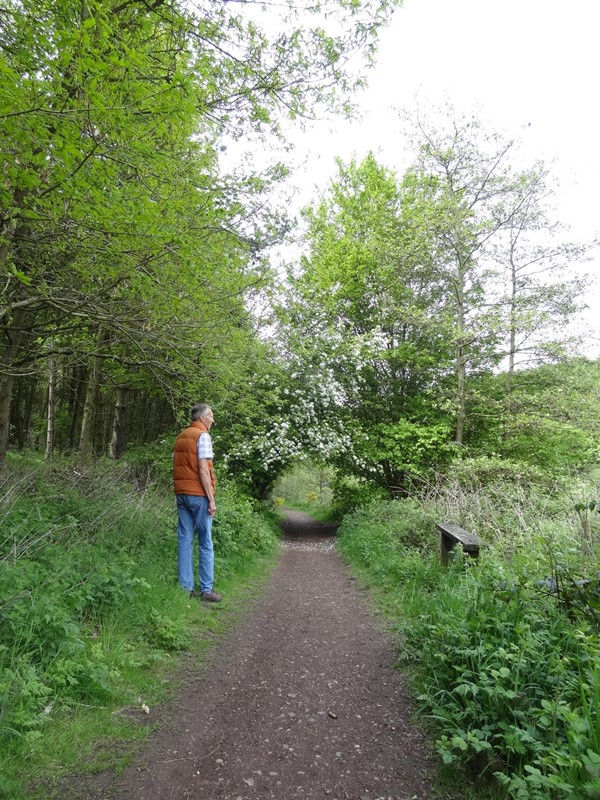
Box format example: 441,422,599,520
237,0,600,354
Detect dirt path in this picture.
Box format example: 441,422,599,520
74,509,436,800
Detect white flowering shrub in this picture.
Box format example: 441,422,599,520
220,352,355,496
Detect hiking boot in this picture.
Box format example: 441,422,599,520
188,590,203,599
200,590,222,603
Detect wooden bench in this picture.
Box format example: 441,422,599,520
436,522,481,567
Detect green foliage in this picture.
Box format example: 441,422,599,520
273,462,333,505
444,456,553,491
498,360,600,474
0,452,278,793
212,482,279,559
330,474,387,516
338,497,438,563
121,440,177,489
0,0,402,465
464,359,600,476
279,152,457,492
216,341,356,497
147,610,188,652
338,483,600,799
273,114,595,494
503,416,598,473
369,419,455,479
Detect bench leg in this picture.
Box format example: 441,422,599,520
440,534,452,567
440,537,480,567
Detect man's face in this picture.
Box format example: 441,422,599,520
201,408,214,431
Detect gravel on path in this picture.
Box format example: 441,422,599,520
72,508,436,800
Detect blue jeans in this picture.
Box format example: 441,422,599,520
176,494,214,593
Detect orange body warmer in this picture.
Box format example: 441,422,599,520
173,421,216,496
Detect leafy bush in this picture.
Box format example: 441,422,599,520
121,439,176,490
370,419,455,479
147,609,188,652
338,498,438,557
213,482,278,558
501,416,599,474
445,456,553,491
330,473,386,516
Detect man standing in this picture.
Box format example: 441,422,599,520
173,403,221,602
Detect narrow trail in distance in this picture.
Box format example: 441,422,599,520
72,509,436,800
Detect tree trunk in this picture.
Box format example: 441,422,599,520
0,307,28,463
78,327,109,459
78,373,96,459
109,387,129,459
23,378,38,449
506,241,518,407
455,356,466,445
45,355,57,458
454,265,467,446
0,378,15,463
68,366,87,450
97,394,111,456
11,380,24,450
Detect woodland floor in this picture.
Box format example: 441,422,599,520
64,509,437,800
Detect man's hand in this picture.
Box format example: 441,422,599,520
208,499,216,516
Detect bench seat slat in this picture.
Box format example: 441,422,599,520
436,522,481,551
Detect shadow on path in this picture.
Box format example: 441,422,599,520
279,507,338,553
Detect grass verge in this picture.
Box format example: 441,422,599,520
0,452,280,800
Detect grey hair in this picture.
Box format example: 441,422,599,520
191,403,211,421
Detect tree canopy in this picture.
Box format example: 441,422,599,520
0,0,400,462
263,113,597,494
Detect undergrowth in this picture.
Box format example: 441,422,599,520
337,475,600,800
0,451,279,799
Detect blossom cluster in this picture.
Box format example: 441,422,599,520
223,353,358,486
